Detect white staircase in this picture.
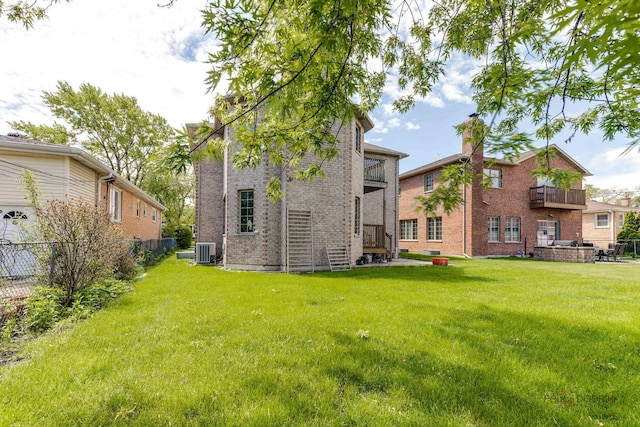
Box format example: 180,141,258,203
326,246,351,271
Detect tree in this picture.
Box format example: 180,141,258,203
0,0,69,28
183,0,639,208
10,81,175,189
144,164,195,226
618,211,640,242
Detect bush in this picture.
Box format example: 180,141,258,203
114,243,143,280
69,279,133,320
35,200,135,306
23,287,65,333
163,223,192,249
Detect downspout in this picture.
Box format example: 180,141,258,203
609,210,614,245
281,161,287,272
462,184,471,258
394,158,400,258
97,173,114,209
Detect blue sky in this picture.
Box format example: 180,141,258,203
1,0,638,191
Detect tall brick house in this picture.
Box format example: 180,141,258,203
192,113,407,271
398,116,591,257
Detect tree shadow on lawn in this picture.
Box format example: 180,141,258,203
313,306,638,425
312,265,496,285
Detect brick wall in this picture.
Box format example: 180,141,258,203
197,117,366,271
99,181,163,240
534,246,595,263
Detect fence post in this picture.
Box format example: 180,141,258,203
48,243,57,287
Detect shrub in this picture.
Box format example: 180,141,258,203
35,199,136,306
69,279,133,320
114,243,143,280
23,287,65,333
163,223,192,249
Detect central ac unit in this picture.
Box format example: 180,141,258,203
195,242,216,264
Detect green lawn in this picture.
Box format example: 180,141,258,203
1,257,639,426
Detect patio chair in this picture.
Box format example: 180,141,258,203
605,243,626,262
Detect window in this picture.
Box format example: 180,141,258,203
135,200,140,218
3,211,27,220
400,219,418,240
504,217,521,242
354,196,361,235
143,203,148,217
537,220,559,246
151,207,157,223
355,123,362,153
239,190,254,232
488,216,500,242
427,217,442,241
618,213,625,228
424,174,434,192
110,187,122,222
596,214,609,228
484,169,502,188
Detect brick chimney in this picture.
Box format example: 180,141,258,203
621,197,631,207
461,113,484,158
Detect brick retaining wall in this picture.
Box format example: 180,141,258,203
533,246,595,263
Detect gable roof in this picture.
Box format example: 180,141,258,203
364,142,408,159
516,144,591,176
0,134,166,210
399,143,591,180
584,200,640,213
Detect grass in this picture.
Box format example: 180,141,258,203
1,258,639,426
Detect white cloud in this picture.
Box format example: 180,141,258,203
388,118,401,128
0,0,214,135
583,147,640,189
405,122,421,130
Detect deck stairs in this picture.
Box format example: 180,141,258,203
326,246,351,271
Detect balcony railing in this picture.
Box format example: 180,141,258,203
529,186,587,210
364,157,385,183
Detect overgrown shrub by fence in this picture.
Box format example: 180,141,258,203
1,238,176,324
132,238,177,267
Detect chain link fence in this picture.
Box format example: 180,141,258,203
1,238,176,324
1,242,55,323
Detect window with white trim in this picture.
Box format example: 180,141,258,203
151,208,157,223
239,190,254,232
135,200,140,218
424,174,434,192
400,219,418,240
488,216,500,242
143,203,148,217
355,123,362,153
504,217,521,242
595,214,609,228
484,169,503,188
110,187,122,222
427,217,442,241
618,213,625,228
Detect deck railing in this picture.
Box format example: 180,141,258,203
364,158,385,182
529,186,586,207
363,224,385,248
363,224,393,259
